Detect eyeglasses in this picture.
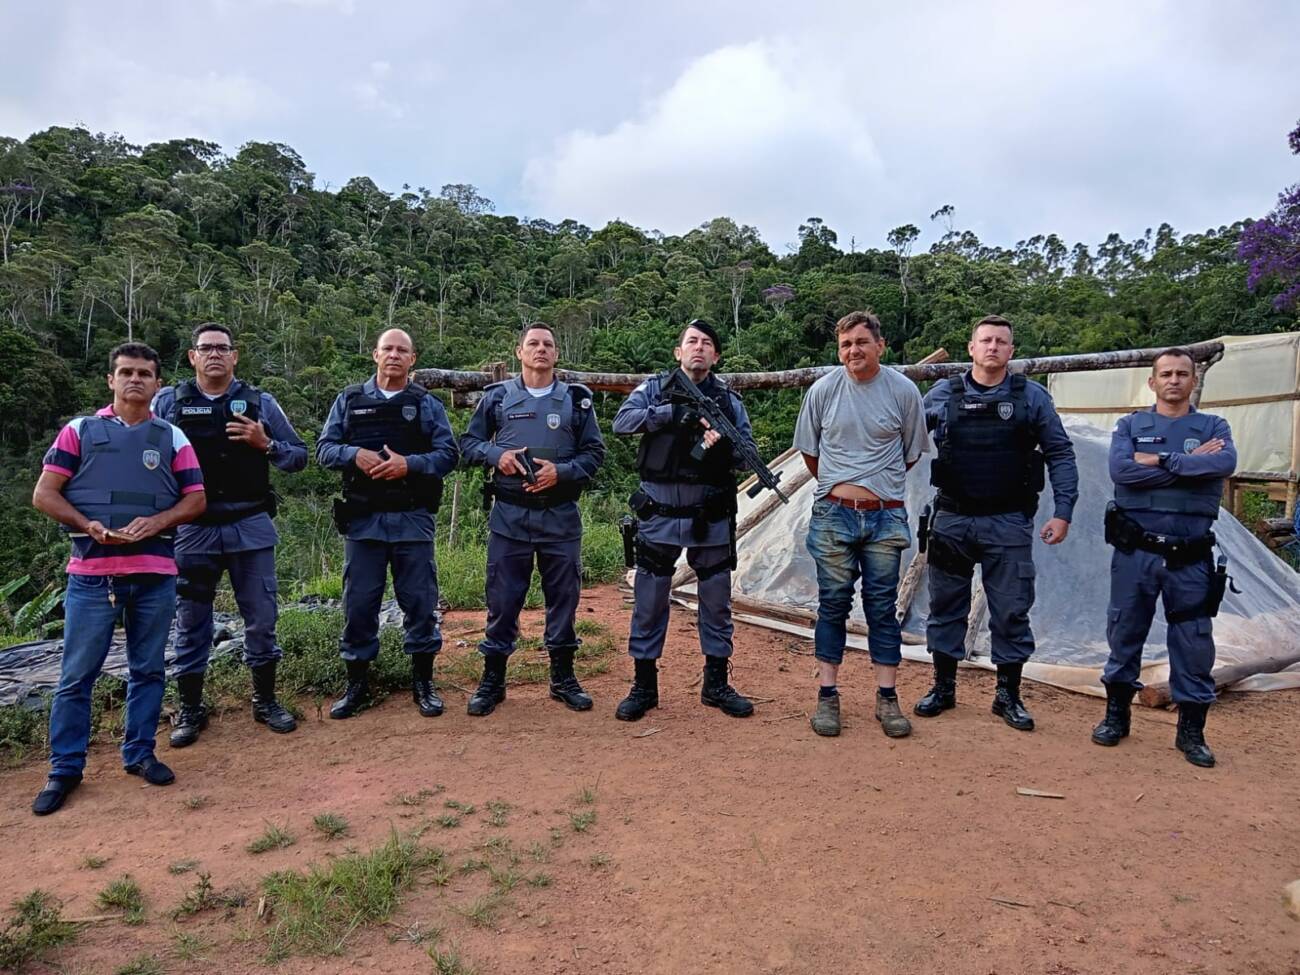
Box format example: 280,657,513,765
194,344,234,356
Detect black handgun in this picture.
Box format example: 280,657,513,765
619,515,638,568
516,447,538,485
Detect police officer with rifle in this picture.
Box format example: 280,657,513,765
612,319,784,721
458,322,605,716
1092,347,1236,767
317,328,458,720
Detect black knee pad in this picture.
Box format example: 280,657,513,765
694,558,731,582
635,539,679,578
928,535,975,579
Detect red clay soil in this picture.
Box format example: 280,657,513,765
1,584,1297,975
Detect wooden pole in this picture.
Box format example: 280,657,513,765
1138,648,1300,707
414,341,1225,395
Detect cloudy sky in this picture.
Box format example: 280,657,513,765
4,0,1297,252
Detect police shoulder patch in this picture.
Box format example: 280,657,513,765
402,404,418,421
547,413,561,430
142,449,161,470
997,401,1014,421
230,399,248,415
1183,438,1201,453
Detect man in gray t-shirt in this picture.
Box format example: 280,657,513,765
793,311,929,739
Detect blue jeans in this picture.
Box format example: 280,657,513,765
48,573,176,778
805,500,911,666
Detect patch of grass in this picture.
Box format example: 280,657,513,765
389,920,443,945
487,865,522,893
458,857,488,875
486,800,511,827
569,810,597,834
0,890,78,971
573,785,597,805
526,872,553,889
443,799,475,814
439,622,618,687
428,861,454,887
97,875,146,925
167,859,199,876
81,855,109,870
429,942,478,975
170,873,243,919
261,832,442,960
0,699,48,765
435,813,461,829
312,813,349,839
586,853,611,869
394,787,439,807
526,841,550,863
247,823,296,855
457,893,505,929
114,954,163,975
481,836,514,859
171,930,212,962
181,794,209,810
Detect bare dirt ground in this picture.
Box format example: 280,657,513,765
2,584,1298,975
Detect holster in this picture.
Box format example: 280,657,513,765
918,503,932,554
1166,555,1237,624
619,515,638,569
332,497,359,534
927,532,975,579
1105,502,1215,569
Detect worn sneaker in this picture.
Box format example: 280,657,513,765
875,692,913,738
810,694,841,737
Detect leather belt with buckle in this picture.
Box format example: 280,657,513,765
824,495,905,511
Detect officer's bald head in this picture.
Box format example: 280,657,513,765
376,329,414,355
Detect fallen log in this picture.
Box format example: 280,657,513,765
1138,648,1300,707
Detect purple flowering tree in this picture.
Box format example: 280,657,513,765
1238,120,1300,311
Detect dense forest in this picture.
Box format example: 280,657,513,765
0,124,1296,609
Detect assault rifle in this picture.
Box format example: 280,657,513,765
661,368,790,503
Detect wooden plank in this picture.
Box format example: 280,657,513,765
1138,648,1300,707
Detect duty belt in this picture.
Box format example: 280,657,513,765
1104,502,1215,567
936,494,1032,517
488,484,581,510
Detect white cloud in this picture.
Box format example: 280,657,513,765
522,41,882,242
348,60,406,120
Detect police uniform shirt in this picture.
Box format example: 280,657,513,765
459,378,605,544
1108,406,1235,536
316,377,459,543
153,385,308,555
924,371,1080,522
612,374,756,548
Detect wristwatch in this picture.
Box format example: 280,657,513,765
1156,452,1171,468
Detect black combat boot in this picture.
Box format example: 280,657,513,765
615,658,659,722
548,646,593,711
411,652,444,717
169,673,208,748
914,652,959,717
251,662,297,733
1091,681,1137,746
329,660,371,719
1175,701,1216,768
991,662,1035,731
701,655,754,718
467,654,508,716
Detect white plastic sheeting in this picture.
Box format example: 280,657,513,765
680,415,1300,697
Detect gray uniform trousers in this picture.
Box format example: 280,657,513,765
1103,548,1216,704
926,511,1037,666
481,533,582,657
340,538,441,662
629,534,734,661
174,546,280,676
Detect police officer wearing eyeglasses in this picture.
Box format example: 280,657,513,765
154,323,308,747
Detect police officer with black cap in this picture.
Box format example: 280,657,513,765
916,315,1078,730
154,323,308,746
611,319,755,721
1092,347,1235,767
459,321,605,715
317,328,458,719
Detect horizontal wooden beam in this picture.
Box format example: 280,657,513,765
414,340,1226,395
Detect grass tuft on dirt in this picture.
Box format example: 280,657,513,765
97,875,146,925
312,812,350,839
0,890,78,972
261,831,442,960
247,823,296,855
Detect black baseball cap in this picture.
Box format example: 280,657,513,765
681,318,722,352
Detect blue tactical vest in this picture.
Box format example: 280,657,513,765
1114,409,1224,518
341,382,444,512
164,380,272,524
636,372,739,488
62,416,181,528
486,379,592,505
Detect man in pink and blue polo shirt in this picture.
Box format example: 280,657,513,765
30,342,206,816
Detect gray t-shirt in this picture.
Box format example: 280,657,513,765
792,366,930,501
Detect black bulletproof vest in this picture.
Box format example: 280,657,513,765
342,383,444,512
636,372,739,488
931,374,1045,515
168,380,271,518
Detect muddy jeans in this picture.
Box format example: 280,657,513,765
805,500,911,666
